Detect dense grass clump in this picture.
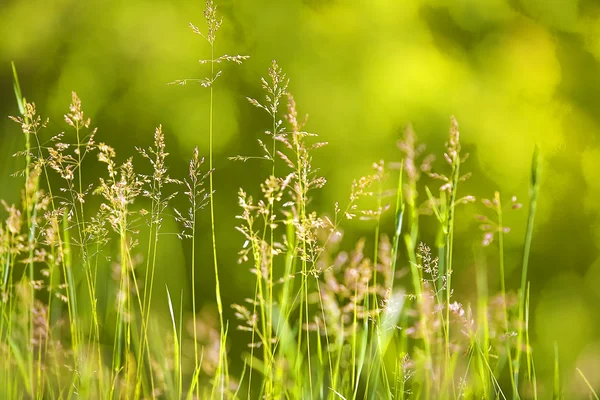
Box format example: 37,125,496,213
0,1,596,399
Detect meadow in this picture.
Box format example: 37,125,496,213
0,1,598,399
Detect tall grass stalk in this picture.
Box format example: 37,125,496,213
494,191,517,396
525,284,538,400
475,248,491,397
242,59,288,395
442,119,462,394
172,4,249,395
514,147,541,395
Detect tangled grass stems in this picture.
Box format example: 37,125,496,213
134,125,181,397
3,82,548,399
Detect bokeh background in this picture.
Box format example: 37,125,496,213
2,0,600,393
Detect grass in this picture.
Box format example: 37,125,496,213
0,1,593,399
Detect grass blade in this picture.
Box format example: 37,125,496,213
576,368,599,400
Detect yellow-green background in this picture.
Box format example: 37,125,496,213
1,0,600,394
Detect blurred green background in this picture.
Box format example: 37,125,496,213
1,0,600,393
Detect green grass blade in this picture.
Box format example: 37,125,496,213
553,343,561,400
576,368,599,400
519,146,541,307
7,336,32,395
11,61,25,115
515,147,541,392
165,285,181,399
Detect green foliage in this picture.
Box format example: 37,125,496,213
0,1,597,399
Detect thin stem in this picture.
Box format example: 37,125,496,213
443,155,460,396
496,192,517,398
207,38,227,400
192,200,199,398
515,148,540,393
209,42,223,329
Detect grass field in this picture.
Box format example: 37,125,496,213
0,1,597,399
